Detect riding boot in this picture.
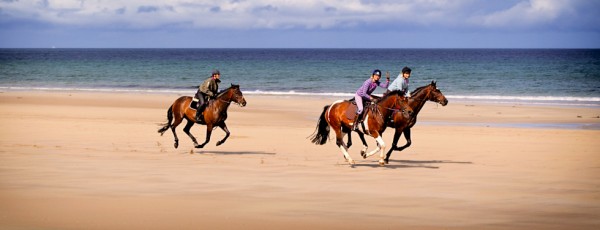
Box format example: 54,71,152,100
195,105,205,124
352,113,361,131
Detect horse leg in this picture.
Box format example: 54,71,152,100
216,123,230,146
182,120,200,148
385,128,403,164
356,132,369,159
335,129,354,165
170,113,184,149
346,130,352,148
196,124,213,149
397,128,412,151
365,135,386,166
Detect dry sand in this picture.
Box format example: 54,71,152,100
1,91,599,229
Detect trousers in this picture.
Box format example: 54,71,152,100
354,94,366,114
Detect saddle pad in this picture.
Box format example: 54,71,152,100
189,101,198,110
189,99,215,110
345,103,358,120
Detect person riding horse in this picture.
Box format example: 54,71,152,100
353,69,390,131
387,66,412,98
194,70,221,123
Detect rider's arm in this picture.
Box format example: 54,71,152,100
356,79,371,100
201,80,215,97
388,78,400,91
378,78,390,89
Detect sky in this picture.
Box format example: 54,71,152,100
0,0,599,48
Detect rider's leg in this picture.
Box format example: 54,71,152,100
195,96,205,123
353,95,363,131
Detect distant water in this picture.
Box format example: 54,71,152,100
1,48,599,107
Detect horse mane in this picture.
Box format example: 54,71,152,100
216,84,240,98
410,85,429,97
382,90,404,100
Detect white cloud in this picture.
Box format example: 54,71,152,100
478,0,572,28
0,0,597,31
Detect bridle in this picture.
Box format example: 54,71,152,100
410,86,445,105
218,88,244,106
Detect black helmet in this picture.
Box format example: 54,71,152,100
372,69,382,76
402,66,412,74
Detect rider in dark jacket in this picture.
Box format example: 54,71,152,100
194,70,221,123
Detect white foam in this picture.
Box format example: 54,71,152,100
447,95,600,102
1,86,599,107
244,90,354,97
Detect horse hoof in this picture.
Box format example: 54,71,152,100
216,141,223,146
349,160,356,165
361,152,367,159
379,160,386,166
384,159,389,165
174,142,179,149
195,144,204,149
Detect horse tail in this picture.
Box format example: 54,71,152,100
309,105,331,145
157,106,173,136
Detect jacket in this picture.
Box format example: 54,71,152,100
388,74,409,97
199,77,221,98
355,78,389,101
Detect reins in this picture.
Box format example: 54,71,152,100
370,94,409,124
214,87,243,106
378,94,409,113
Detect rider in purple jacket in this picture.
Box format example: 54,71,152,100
353,69,390,131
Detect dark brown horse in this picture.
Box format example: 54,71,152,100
310,91,412,166
384,81,448,164
158,84,247,149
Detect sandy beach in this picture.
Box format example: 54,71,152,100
1,90,599,229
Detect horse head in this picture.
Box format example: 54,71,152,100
229,84,247,107
428,81,448,106
218,84,247,107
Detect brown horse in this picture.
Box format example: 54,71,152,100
384,81,448,164
310,91,412,166
158,84,247,149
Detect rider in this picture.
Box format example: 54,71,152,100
194,69,221,123
387,66,411,98
353,69,390,131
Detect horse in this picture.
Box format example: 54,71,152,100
158,84,247,149
384,81,448,164
310,91,412,166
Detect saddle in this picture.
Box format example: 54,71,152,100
344,101,379,121
345,102,358,120
189,98,214,110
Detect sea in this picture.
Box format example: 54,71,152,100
1,48,599,107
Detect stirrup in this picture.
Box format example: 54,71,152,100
352,116,360,131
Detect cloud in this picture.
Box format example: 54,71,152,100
137,6,159,13
477,0,569,28
0,0,598,32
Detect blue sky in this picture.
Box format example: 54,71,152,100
1,0,599,48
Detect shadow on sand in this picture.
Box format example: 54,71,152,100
195,150,277,155
352,159,473,169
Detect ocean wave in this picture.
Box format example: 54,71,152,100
446,95,600,107
0,86,190,94
447,95,600,102
2,86,599,107
244,90,354,97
